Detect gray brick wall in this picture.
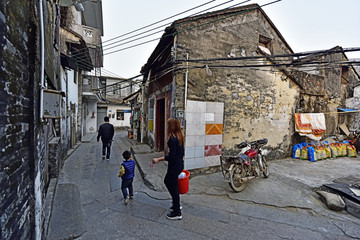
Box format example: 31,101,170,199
0,1,50,239
0,1,36,238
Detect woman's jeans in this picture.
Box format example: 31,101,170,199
164,166,183,214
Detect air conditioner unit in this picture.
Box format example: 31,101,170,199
90,77,99,90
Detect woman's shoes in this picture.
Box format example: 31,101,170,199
166,211,182,220
169,205,182,211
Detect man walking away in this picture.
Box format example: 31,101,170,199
97,116,114,160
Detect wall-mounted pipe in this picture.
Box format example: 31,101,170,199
39,0,45,122
184,53,189,110
142,69,151,143
36,1,45,239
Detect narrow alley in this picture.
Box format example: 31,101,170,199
2,2,360,240
47,131,360,240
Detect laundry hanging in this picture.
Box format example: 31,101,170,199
294,113,326,140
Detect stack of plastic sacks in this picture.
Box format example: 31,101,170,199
292,141,357,162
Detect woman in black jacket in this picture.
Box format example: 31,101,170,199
152,118,184,220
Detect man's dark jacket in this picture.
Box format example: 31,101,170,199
97,123,114,142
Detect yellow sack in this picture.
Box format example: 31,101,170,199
314,147,321,161
301,147,308,160
319,146,327,159
295,148,301,159
339,143,347,156
117,165,125,177
348,145,357,157
325,145,332,158
330,143,338,157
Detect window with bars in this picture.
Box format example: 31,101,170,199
117,110,124,120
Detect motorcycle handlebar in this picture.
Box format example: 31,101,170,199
236,138,268,149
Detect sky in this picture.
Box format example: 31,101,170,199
101,0,360,78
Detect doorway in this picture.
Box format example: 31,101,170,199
155,98,165,151
97,107,107,129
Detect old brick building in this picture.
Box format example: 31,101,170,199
289,46,360,134
0,0,103,239
0,1,58,239
140,4,360,170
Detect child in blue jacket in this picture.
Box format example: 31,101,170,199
118,150,135,205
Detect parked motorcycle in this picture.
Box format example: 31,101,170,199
350,130,360,152
220,138,269,192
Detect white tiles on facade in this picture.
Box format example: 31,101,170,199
185,147,195,159
196,112,205,124
204,156,220,167
186,100,197,113
206,101,216,113
195,146,204,158
195,124,205,136
184,159,193,170
196,101,206,113
185,124,196,136
193,157,205,169
185,135,196,147
215,113,223,124
215,102,224,114
185,157,205,170
185,100,224,170
185,112,196,124
186,123,205,136
205,134,222,146
205,113,215,123
195,135,205,147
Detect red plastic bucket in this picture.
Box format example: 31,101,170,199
178,170,190,194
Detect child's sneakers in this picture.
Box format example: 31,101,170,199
124,195,130,205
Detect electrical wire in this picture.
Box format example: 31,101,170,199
98,74,143,90
103,0,220,48
71,0,251,61
72,0,235,59
102,0,245,51
68,0,360,82
175,47,360,63
100,49,360,93
100,58,360,95
69,0,281,72
103,0,260,56
103,0,216,44
80,47,360,94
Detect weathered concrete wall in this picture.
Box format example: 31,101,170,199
174,9,298,159
346,85,360,132
295,52,360,136
143,6,360,159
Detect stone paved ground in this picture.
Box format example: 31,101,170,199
47,130,360,239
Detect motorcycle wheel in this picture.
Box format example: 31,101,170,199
220,156,227,177
252,159,260,177
262,155,270,178
229,165,246,192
